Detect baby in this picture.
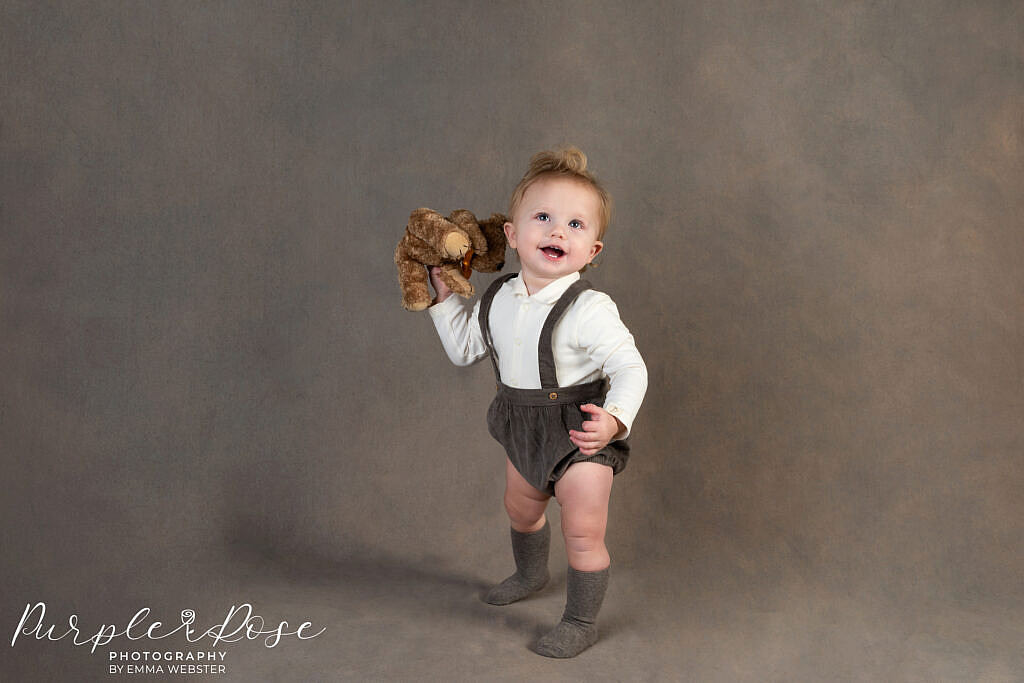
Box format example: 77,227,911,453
426,147,648,658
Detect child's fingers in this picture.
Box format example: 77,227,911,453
570,437,600,455
579,405,610,425
579,403,604,416
570,432,608,456
570,429,600,443
428,266,452,297
571,436,604,456
585,414,614,434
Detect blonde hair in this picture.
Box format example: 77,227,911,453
508,146,613,240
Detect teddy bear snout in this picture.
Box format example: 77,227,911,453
442,231,471,259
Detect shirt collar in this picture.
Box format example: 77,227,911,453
509,271,581,303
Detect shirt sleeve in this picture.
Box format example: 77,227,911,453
574,293,648,439
426,294,488,367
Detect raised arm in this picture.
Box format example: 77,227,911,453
426,266,488,367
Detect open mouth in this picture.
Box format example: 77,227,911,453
541,245,566,260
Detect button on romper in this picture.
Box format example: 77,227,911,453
480,273,630,496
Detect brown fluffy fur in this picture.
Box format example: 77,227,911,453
395,208,507,311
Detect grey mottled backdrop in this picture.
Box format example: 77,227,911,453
2,1,1022,680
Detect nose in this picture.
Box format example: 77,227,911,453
548,222,566,238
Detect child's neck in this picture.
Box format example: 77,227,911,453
520,272,564,296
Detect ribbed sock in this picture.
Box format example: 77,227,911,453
534,565,609,658
483,520,550,605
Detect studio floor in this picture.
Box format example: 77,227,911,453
11,542,1019,683
236,552,1022,682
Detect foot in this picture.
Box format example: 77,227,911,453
483,568,549,605
534,618,598,658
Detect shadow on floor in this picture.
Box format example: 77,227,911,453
220,521,569,639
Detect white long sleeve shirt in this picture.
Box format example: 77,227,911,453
428,271,648,439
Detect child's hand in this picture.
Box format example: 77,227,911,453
428,266,452,305
569,404,625,456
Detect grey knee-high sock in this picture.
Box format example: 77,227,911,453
483,521,550,605
534,565,609,658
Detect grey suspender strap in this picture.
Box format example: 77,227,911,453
478,274,594,388
478,273,517,382
538,280,593,389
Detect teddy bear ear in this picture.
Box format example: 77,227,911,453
447,208,476,224
406,207,457,244
480,214,508,231
409,207,442,222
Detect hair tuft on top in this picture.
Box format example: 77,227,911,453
508,145,613,241
529,147,589,175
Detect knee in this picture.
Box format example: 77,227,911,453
565,528,602,557
561,518,606,557
504,491,545,529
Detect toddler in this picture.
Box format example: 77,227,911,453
426,147,647,658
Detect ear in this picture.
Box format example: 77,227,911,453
503,221,518,249
588,240,603,264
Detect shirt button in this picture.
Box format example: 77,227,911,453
515,338,521,346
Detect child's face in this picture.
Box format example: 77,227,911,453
503,176,604,292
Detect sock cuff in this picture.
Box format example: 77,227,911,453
511,519,549,539
567,565,609,579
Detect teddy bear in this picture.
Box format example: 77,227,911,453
395,208,507,311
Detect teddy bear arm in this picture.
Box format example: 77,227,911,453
396,254,432,312
397,232,445,266
439,263,474,298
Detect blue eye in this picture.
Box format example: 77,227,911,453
569,219,582,229
537,213,549,221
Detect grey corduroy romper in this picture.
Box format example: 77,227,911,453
480,273,630,496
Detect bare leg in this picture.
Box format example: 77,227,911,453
554,461,613,571
535,461,614,658
503,456,550,532
484,458,551,605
